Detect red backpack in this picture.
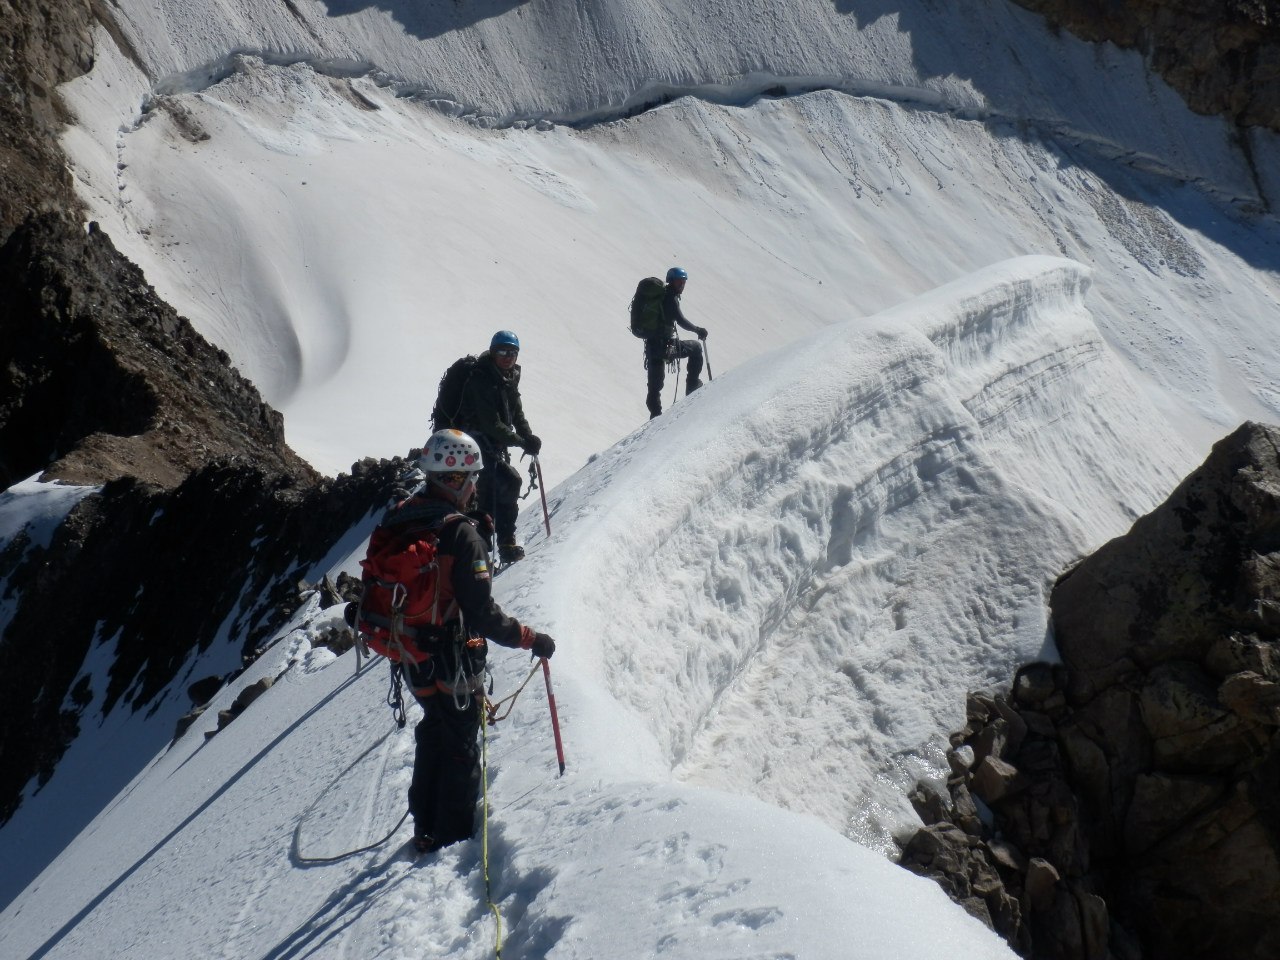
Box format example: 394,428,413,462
355,509,465,663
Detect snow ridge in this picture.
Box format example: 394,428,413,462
506,257,1189,849
135,49,1267,207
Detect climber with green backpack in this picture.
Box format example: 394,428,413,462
629,266,709,419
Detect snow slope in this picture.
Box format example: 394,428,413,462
1,605,1013,960
3,0,1280,953
57,35,1280,482
1,256,1180,960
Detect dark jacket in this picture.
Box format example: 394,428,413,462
456,351,533,451
659,286,702,340
376,495,534,651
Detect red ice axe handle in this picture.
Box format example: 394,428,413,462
541,657,566,776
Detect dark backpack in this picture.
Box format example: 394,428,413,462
355,510,465,662
629,277,667,339
430,355,480,431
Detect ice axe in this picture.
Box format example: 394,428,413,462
532,456,551,538
541,658,566,775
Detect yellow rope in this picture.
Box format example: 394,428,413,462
481,710,504,959
476,655,543,958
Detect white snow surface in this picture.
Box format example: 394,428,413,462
2,0,1280,957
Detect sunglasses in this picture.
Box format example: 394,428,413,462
493,348,519,358
437,471,470,489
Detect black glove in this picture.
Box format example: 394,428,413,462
695,326,708,340
523,434,542,456
531,632,556,659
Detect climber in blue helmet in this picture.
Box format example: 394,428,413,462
439,329,540,564
643,267,708,419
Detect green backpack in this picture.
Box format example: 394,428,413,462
430,355,479,431
629,277,667,339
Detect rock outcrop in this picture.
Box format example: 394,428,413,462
901,421,1280,960
0,0,388,832
0,0,92,237
0,455,405,825
1011,0,1280,132
0,214,317,490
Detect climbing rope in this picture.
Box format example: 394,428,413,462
473,655,550,958
484,659,542,724
293,810,410,865
330,641,549,960
481,712,504,959
669,345,683,405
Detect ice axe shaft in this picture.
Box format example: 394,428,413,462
533,456,551,538
541,657,566,775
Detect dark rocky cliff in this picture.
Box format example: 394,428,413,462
0,3,400,831
0,214,316,490
901,421,1280,960
1010,0,1280,132
0,455,402,824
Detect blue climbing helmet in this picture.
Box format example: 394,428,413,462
666,267,688,283
490,330,520,351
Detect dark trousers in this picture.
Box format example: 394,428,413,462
404,658,482,848
644,337,704,417
475,442,523,545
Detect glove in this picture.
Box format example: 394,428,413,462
523,434,542,456
531,632,556,659
695,326,708,340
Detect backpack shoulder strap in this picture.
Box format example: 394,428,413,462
381,498,454,535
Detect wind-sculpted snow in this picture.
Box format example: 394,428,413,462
503,257,1190,850
90,0,1275,202
57,55,1280,480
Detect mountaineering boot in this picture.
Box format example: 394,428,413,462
412,828,436,854
686,378,703,393
499,542,526,564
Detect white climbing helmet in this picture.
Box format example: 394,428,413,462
420,430,484,506
420,429,485,473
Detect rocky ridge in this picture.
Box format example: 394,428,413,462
900,421,1280,960
0,2,398,830
1010,0,1280,132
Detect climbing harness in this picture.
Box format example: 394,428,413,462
668,342,683,405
